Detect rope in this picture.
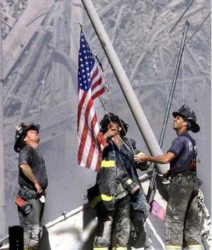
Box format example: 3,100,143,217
185,12,211,46
182,44,185,105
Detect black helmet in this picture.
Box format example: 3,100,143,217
172,105,200,133
14,123,40,153
100,113,128,137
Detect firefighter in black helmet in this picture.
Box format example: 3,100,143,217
14,123,48,250
90,113,149,250
134,105,202,250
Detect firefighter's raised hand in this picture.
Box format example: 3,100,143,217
104,122,121,139
103,129,117,139
103,122,122,148
134,152,148,163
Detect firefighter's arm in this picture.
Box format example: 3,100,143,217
19,164,42,194
135,151,150,171
134,152,176,164
100,125,120,151
103,128,118,139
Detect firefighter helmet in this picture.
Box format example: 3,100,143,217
100,113,128,136
14,123,40,153
172,105,200,133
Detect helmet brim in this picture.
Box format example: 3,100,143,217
14,124,40,153
172,112,200,133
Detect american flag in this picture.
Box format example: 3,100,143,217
77,31,106,172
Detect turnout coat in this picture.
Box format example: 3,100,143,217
87,137,149,212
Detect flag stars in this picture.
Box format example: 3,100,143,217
78,32,99,92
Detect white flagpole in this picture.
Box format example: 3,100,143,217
81,0,169,174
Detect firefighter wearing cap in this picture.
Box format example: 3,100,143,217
134,105,202,250
90,113,149,250
14,123,48,250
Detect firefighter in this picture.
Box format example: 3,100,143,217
89,113,149,250
134,105,202,250
14,123,48,250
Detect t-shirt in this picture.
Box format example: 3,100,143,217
168,133,197,173
18,145,48,190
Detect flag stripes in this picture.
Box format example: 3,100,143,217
77,30,106,172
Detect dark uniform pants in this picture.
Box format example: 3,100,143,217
165,173,202,250
93,196,131,250
18,187,45,250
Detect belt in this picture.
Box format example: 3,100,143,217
170,171,196,178
20,186,46,198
